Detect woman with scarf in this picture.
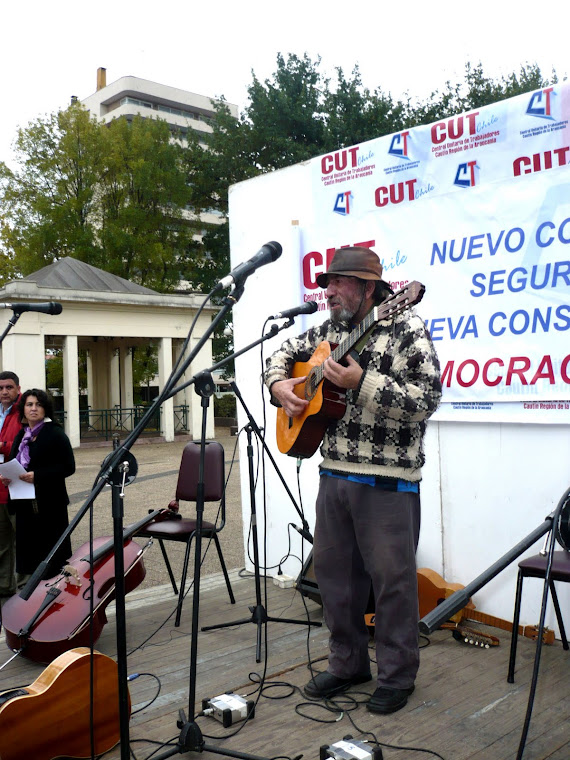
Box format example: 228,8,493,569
1,389,75,580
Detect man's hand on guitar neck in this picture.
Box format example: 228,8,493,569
323,355,363,390
271,377,309,418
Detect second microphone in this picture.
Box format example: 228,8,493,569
270,301,318,320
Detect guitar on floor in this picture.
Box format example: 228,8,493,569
276,281,425,458
417,568,555,647
0,647,128,760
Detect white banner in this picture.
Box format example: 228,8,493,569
293,84,570,417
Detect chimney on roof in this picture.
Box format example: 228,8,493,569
97,67,107,91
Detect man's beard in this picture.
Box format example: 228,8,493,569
329,283,367,324
330,306,355,324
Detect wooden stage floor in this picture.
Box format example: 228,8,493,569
0,570,568,760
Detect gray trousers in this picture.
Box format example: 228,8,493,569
313,475,421,689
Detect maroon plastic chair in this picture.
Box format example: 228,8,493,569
507,551,570,682
136,440,235,626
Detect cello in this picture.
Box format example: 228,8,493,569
1,508,176,664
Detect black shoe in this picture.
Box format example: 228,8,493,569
304,670,372,699
366,685,415,714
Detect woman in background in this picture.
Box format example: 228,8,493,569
2,389,75,580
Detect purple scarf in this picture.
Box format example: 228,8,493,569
16,421,46,469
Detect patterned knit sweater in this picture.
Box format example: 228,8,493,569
265,308,442,481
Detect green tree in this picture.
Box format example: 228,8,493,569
0,104,103,276
0,105,197,291
322,66,406,150
97,116,196,290
403,62,554,127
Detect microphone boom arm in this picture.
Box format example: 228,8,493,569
419,511,557,635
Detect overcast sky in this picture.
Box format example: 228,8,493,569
1,0,567,168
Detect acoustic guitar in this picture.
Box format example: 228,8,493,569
276,281,425,458
416,568,555,646
0,647,128,760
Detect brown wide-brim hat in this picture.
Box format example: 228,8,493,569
316,246,386,288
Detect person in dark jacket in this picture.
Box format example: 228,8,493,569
1,389,75,580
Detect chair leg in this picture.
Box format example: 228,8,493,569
213,534,236,605
548,581,569,650
508,569,525,683
174,537,194,628
158,539,179,596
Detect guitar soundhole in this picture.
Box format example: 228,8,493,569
305,370,318,401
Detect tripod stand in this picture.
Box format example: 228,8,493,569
154,373,269,760
201,396,318,661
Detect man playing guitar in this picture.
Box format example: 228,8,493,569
265,246,441,714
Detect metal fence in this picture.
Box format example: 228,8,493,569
54,405,189,441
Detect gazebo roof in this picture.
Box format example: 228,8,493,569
21,257,159,295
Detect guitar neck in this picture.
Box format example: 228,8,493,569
464,609,554,642
313,280,425,385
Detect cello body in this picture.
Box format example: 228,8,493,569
2,535,147,664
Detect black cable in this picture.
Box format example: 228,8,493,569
128,672,162,715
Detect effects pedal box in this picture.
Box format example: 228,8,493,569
320,737,382,760
202,693,255,728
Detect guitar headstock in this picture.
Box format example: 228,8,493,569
374,280,425,322
453,625,499,649
526,625,555,645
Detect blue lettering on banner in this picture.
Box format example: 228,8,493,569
426,307,570,344
358,149,374,166
425,315,479,340
431,228,528,265
380,249,407,272
470,261,570,296
488,305,570,337
431,218,570,266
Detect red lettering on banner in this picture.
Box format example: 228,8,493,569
302,240,376,289
562,355,570,384
431,112,479,145
302,251,323,289
441,354,570,389
530,356,555,385
506,357,531,385
456,360,479,387
482,358,503,387
374,179,417,207
321,147,360,175
513,147,570,176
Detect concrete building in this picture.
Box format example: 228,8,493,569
81,67,238,148
0,257,218,447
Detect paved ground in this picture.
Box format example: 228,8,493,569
66,429,245,590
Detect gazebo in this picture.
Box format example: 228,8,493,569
0,257,218,447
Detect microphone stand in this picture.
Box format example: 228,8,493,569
12,288,240,760
0,311,23,346
201,380,319,663
12,282,300,760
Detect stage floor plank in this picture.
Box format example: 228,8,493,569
1,570,568,760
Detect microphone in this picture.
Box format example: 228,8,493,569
270,301,318,320
0,302,63,315
216,241,282,290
